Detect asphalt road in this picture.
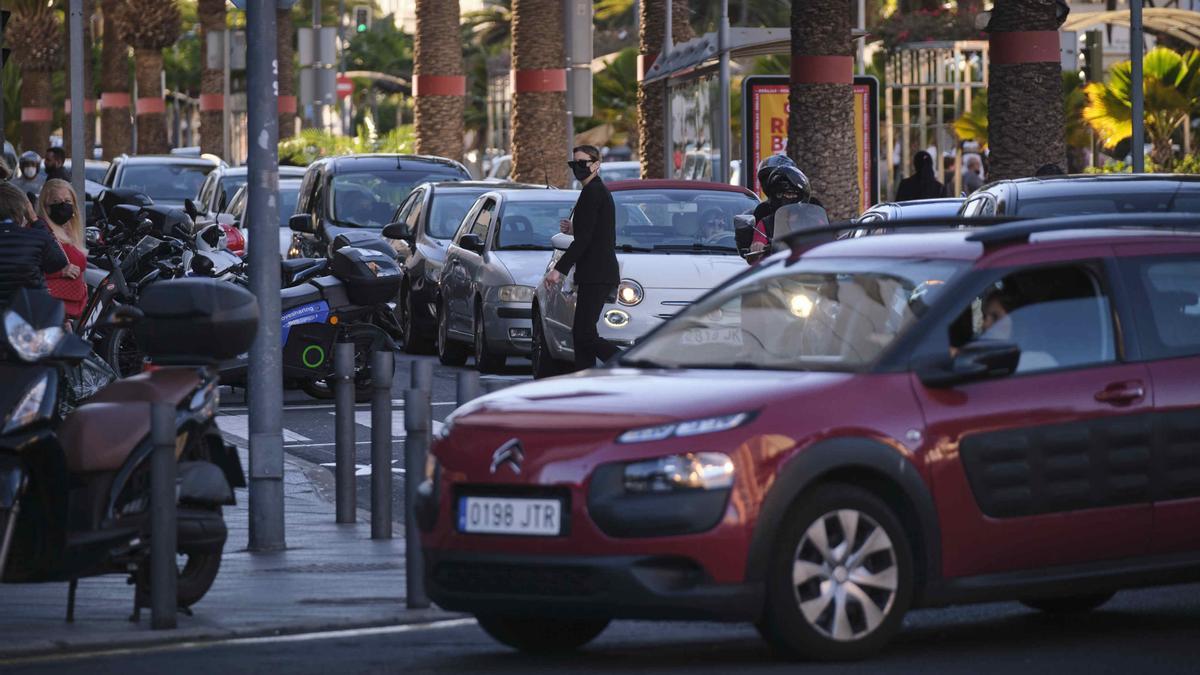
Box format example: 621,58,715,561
216,354,532,517
8,584,1200,674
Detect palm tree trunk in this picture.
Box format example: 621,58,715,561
510,0,566,186
100,0,132,160
65,0,97,159
986,0,1066,181
134,49,169,154
787,1,859,220
637,0,695,179
198,0,225,156
414,0,464,160
277,7,296,140
20,71,52,153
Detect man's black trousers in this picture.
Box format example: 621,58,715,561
573,283,619,370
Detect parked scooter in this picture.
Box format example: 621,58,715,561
0,280,255,614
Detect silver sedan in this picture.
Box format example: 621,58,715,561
436,189,579,372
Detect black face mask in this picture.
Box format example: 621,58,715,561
568,160,594,182
48,202,74,225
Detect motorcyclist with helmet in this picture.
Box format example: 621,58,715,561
12,151,46,197
743,160,821,264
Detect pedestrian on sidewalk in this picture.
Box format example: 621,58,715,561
544,144,620,371
895,150,944,202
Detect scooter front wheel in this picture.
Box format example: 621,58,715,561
135,506,225,609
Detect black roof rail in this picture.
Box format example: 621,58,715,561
778,215,1025,245
965,212,1200,245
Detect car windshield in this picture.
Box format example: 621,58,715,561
118,163,212,201
495,200,575,250
230,180,301,225
1017,189,1200,217
600,164,640,181
621,257,966,372
429,193,483,239
331,170,460,228
613,189,757,254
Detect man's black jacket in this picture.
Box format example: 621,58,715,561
0,219,68,305
555,178,619,285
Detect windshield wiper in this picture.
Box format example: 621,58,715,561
618,357,677,370
497,244,552,251
617,244,654,253
651,243,738,254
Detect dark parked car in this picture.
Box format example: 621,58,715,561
384,181,546,354
288,154,471,259
959,174,1200,218
101,154,221,209
420,208,1200,660
844,198,966,238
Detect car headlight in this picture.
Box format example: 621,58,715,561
498,285,535,302
3,374,51,434
623,452,734,493
616,279,643,306
4,311,65,363
617,412,752,444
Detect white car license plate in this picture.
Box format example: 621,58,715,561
682,327,743,346
457,496,563,536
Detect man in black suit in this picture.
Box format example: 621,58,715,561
544,145,620,371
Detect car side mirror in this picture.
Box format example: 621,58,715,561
289,213,315,234
183,198,199,220
917,339,1021,388
382,222,414,243
458,233,485,254
551,232,574,251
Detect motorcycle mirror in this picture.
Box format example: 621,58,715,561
733,214,756,231
184,198,200,220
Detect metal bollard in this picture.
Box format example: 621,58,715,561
333,339,356,524
370,350,394,539
456,371,480,408
149,402,177,630
403,388,431,608
410,359,433,393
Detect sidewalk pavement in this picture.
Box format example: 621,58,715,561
0,450,459,659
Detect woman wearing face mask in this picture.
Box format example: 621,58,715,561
38,179,87,324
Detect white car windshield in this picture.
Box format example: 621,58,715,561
621,257,965,372
613,189,757,254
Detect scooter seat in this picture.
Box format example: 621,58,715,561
89,368,202,407
281,258,327,287
60,402,151,473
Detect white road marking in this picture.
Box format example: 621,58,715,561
337,411,445,438
219,401,458,413
216,415,311,443
319,460,405,476
0,618,478,665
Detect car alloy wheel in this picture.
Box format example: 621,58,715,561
437,298,469,367
758,483,912,661
474,304,505,373
792,509,898,642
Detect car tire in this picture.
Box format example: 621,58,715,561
401,284,434,355
757,483,914,661
437,298,469,367
1020,592,1116,614
531,307,569,380
475,615,609,653
474,304,506,374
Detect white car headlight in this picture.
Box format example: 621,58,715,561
623,452,735,492
4,311,65,363
616,279,643,306
3,375,50,433
617,412,752,444
498,285,535,302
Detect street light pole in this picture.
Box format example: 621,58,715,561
1130,1,1144,173
246,0,285,552
717,0,730,184
68,0,85,199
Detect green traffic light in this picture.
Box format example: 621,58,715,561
357,24,366,32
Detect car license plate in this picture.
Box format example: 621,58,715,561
681,327,743,346
457,496,563,536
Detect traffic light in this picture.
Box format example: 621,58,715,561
353,5,371,33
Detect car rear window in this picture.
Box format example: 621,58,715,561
1017,190,1200,217
1121,256,1200,360
118,163,212,201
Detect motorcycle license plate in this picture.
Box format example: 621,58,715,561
457,496,563,536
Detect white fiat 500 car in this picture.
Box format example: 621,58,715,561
531,179,758,377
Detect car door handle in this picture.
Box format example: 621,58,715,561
1094,382,1145,405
